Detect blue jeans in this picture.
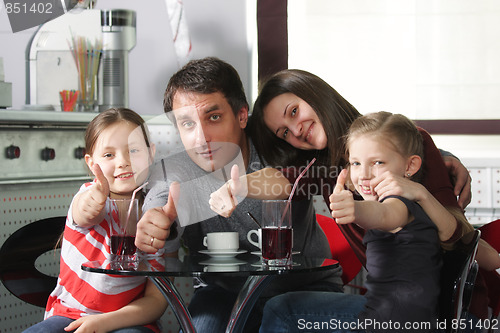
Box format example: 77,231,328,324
184,284,266,333
22,315,154,333
259,292,367,333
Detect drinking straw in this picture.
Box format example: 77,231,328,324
125,182,149,230
287,158,316,203
67,31,102,108
59,90,79,111
246,212,262,228
280,158,316,225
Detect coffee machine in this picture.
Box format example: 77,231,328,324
26,8,136,111
98,9,136,111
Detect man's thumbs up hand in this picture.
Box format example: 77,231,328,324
136,182,180,253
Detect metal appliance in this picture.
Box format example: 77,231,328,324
0,58,12,108
98,9,136,112
0,110,94,330
0,110,189,331
26,9,136,111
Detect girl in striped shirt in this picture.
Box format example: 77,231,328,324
24,108,166,333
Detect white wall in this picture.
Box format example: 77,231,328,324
0,0,252,115
288,0,500,121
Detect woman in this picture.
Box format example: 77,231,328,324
245,69,498,323
248,69,468,248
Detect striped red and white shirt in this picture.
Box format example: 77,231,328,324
45,182,160,332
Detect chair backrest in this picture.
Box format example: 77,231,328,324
479,219,500,252
438,229,481,331
316,214,362,285
0,216,66,307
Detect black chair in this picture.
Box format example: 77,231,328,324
478,220,500,333
438,229,480,333
0,216,66,307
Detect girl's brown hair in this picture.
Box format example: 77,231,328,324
248,69,360,169
85,108,152,155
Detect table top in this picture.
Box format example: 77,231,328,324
81,252,339,278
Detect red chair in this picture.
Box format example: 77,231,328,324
478,219,500,331
316,214,362,285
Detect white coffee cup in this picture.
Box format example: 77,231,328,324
247,229,262,249
203,232,239,252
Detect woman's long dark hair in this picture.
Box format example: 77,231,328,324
248,69,360,169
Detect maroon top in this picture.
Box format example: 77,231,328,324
282,127,488,319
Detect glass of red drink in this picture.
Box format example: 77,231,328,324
261,200,293,266
110,198,139,263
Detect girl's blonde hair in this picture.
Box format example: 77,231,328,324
347,111,473,250
346,111,424,182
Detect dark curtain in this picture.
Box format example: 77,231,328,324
257,0,288,84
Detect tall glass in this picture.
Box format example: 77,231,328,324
109,198,138,263
261,200,293,266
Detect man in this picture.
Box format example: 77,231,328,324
135,57,343,332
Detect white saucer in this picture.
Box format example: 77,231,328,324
200,258,246,266
251,251,300,256
199,249,247,258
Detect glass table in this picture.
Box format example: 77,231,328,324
82,253,339,333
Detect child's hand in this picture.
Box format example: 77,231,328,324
82,164,109,219
64,314,108,333
73,164,110,226
371,171,425,203
90,163,110,202
329,169,355,224
209,164,243,218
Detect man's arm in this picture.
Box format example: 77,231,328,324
135,182,179,253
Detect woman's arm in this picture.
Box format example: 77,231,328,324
244,167,292,199
476,239,500,271
418,128,461,210
209,165,291,217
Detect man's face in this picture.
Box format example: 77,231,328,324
172,91,248,172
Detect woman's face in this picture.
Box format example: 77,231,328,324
263,93,327,150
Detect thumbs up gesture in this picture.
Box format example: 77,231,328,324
209,164,245,218
90,163,110,202
72,164,110,227
329,169,355,224
136,182,179,253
